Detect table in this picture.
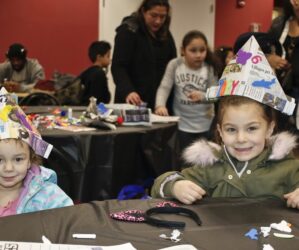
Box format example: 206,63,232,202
25,106,179,203
0,198,298,250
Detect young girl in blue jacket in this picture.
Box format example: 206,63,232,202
0,88,73,216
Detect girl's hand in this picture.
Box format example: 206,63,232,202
172,180,206,205
284,188,299,209
155,106,169,116
126,92,142,106
188,91,205,102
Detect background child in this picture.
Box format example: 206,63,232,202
214,46,234,78
151,36,299,209
0,89,73,217
155,30,219,154
79,41,111,105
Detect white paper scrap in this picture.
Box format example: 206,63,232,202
273,233,294,239
159,245,198,250
263,244,274,250
270,220,292,233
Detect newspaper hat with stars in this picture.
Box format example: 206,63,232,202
0,88,53,158
206,35,296,115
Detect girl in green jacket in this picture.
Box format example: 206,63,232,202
151,95,299,209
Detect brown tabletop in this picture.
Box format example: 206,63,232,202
0,198,298,250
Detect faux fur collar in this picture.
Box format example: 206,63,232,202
183,132,298,166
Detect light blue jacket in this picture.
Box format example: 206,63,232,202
16,165,73,214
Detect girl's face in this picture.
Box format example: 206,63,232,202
143,5,168,34
182,38,207,69
0,140,30,191
217,103,274,162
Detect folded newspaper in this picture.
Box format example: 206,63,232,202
0,241,136,250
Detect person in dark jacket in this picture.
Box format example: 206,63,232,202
268,0,299,98
111,0,177,110
79,41,111,105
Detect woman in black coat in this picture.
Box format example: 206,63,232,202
111,0,177,110
268,0,299,98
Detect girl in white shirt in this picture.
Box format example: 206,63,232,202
155,30,219,155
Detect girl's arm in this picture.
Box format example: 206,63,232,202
155,59,178,114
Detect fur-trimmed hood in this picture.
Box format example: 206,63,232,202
183,132,298,166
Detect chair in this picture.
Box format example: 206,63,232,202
19,92,60,106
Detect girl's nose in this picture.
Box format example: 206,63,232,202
236,131,246,142
4,161,13,171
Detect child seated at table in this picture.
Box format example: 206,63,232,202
151,36,299,209
0,88,73,217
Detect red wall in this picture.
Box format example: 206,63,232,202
0,0,274,78
0,0,99,78
215,0,274,48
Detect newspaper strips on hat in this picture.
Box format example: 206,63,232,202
206,35,296,115
0,87,53,158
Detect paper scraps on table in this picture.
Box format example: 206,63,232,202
270,220,292,233
263,244,274,250
260,227,271,237
245,228,258,240
159,229,182,242
273,232,294,239
245,219,294,245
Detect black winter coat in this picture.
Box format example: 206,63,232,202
111,14,177,110
268,16,299,93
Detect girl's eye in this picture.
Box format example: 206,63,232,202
189,48,206,53
15,157,24,163
225,127,236,133
248,126,258,132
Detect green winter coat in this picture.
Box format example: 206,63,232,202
151,132,299,200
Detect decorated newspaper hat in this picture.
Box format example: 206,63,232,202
206,35,296,115
0,88,53,158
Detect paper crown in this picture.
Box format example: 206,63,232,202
0,88,52,158
206,36,296,115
